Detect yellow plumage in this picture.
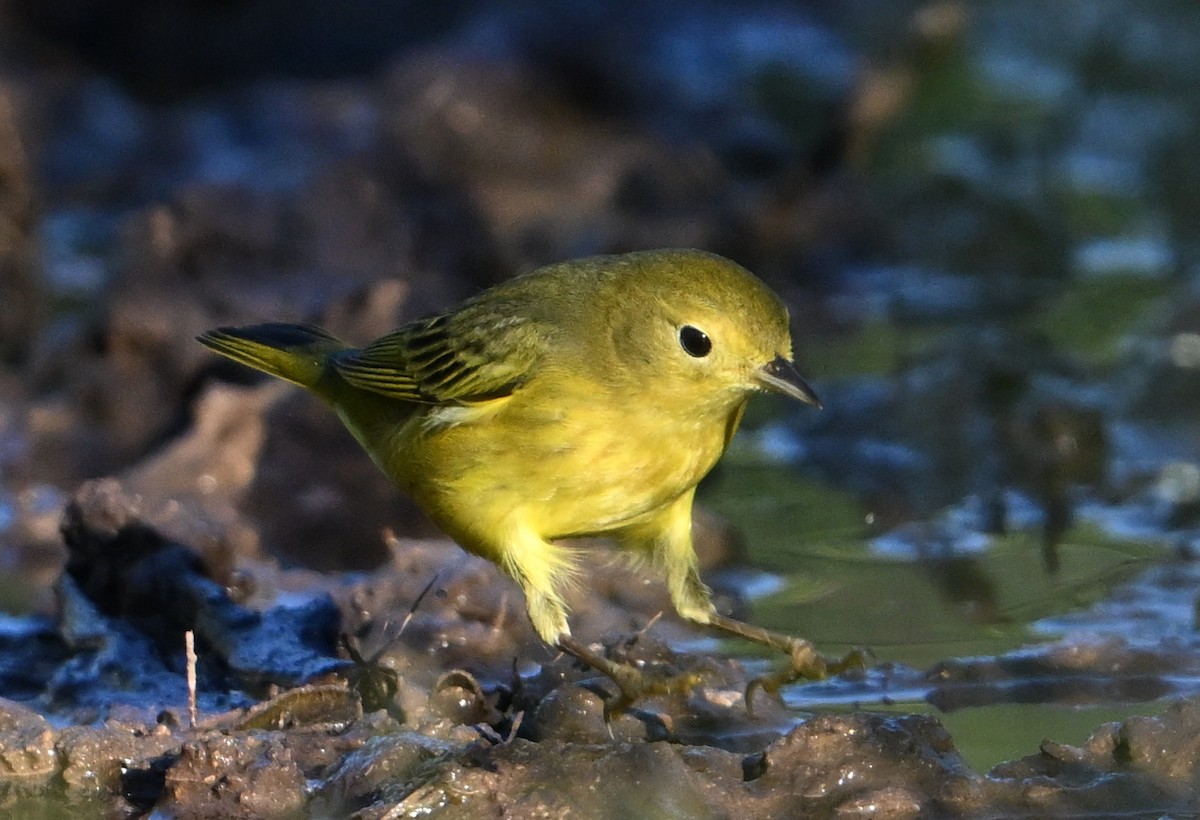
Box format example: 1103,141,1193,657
198,248,820,650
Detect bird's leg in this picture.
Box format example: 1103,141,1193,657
670,561,867,712
499,528,689,720
648,493,869,711
498,528,575,646
649,489,715,622
705,613,869,712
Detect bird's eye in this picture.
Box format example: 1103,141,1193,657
679,325,712,358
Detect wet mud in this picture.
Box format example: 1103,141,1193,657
2,0,1200,817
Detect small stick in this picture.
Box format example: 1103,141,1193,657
185,630,198,729
396,573,439,638
635,611,664,639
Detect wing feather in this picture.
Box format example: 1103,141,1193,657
333,307,545,404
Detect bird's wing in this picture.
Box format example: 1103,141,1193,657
332,310,544,404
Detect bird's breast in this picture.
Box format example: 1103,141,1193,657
397,382,740,543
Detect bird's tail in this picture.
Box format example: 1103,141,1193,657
197,323,349,390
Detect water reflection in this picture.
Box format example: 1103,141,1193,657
689,7,1200,771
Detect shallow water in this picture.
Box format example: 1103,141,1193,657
701,460,1186,769
671,0,1200,771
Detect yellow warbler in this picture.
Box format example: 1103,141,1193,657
199,249,833,697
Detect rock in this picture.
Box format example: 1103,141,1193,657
311,730,466,818
927,637,1190,712
525,683,639,745
38,479,348,718
0,615,67,703
992,698,1200,816
364,738,743,819
56,721,178,795
746,713,982,818
122,381,283,568
158,731,306,819
0,698,56,788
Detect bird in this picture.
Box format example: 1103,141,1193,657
198,248,846,706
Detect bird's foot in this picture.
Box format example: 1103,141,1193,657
558,636,699,727
706,613,871,715
743,642,871,715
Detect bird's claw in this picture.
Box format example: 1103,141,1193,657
560,635,697,730
744,642,871,716
597,667,698,724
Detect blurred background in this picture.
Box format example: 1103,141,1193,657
1,0,1200,769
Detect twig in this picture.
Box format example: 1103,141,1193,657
395,572,439,639
185,630,198,729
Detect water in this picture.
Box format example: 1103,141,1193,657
669,0,1200,770
9,0,1200,792
699,458,1193,770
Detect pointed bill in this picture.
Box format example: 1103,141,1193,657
756,356,822,408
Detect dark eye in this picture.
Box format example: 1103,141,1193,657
679,325,712,357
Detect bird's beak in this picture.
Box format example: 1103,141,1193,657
756,356,822,408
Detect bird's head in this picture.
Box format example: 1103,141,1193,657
606,249,821,412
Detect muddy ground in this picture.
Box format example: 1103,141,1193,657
2,0,1200,817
